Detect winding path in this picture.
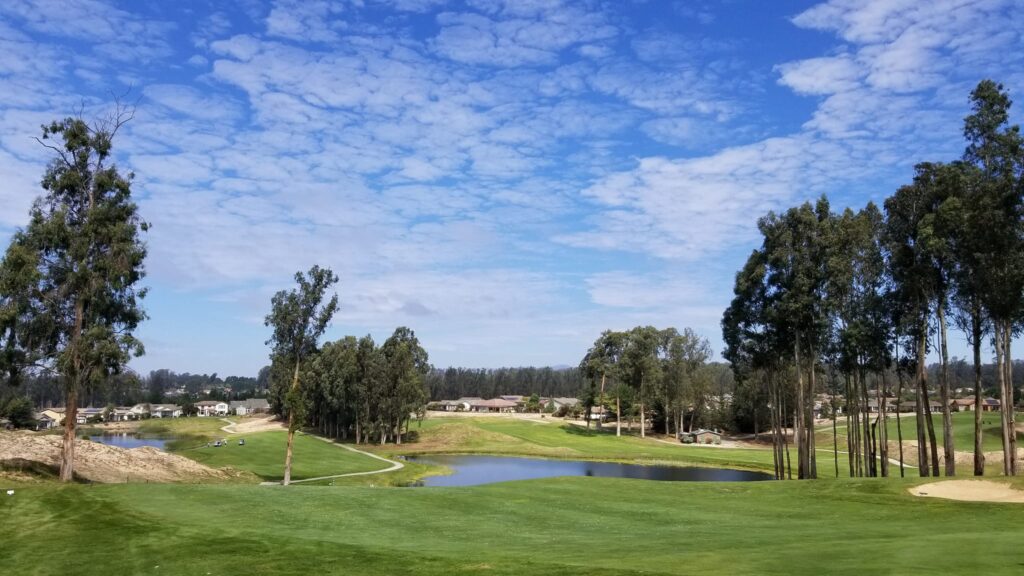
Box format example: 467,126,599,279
287,437,404,484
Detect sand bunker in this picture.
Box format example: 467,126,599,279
0,431,241,483
910,480,1024,503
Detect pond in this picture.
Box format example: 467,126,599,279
404,455,773,487
88,433,170,450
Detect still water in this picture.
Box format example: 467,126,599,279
88,433,169,450
405,454,773,487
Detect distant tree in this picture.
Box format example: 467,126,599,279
265,265,339,485
620,326,662,438
1,395,36,428
380,327,430,444
0,108,148,481
580,330,625,431
525,393,540,413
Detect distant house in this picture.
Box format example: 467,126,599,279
469,398,518,413
897,400,944,413
538,397,579,411
950,398,976,412
129,404,150,418
431,400,464,412
110,407,136,422
34,412,58,430
196,401,229,417
39,408,65,426
75,407,104,424
150,404,183,418
680,429,721,445
229,398,270,416
453,397,483,411
0,417,12,430
499,395,524,404
981,397,1001,412
865,398,899,414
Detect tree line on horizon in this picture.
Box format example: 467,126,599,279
723,79,1024,480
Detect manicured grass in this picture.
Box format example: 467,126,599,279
3,477,1024,575
378,417,780,473
820,411,1022,453
137,416,229,437
180,431,389,482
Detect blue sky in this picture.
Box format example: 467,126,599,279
1,0,1023,376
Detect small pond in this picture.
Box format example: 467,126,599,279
88,433,170,450
405,455,773,487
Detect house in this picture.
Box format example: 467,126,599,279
499,395,524,404
129,404,150,418
196,400,229,417
76,407,104,424
34,412,58,430
981,397,1001,412
898,400,943,413
0,417,12,430
469,398,518,413
950,398,976,412
39,408,65,425
539,397,579,411
680,429,721,445
229,398,270,416
150,404,183,418
866,398,899,414
453,397,483,411
430,400,464,412
109,407,136,422
586,406,607,421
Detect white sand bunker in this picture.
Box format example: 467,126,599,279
910,480,1024,503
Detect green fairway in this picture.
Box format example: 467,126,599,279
3,477,1023,575
180,431,390,482
383,417,779,473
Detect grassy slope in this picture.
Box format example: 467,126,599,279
818,411,1022,453
135,417,390,482
3,478,1024,575
180,431,389,482
815,412,1024,475
382,417,779,473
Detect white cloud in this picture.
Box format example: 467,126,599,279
776,54,862,95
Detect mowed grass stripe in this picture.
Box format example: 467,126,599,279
3,478,1024,575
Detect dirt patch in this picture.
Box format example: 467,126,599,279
910,480,1024,503
229,416,287,434
0,431,245,484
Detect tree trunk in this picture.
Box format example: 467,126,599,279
879,372,889,477
807,346,817,479
639,376,646,439
915,328,929,477
597,372,606,430
896,366,906,478
938,301,955,476
995,321,1012,475
59,298,86,483
615,395,621,437
1005,323,1017,476
972,307,985,476
794,338,807,479
282,362,301,486
59,386,78,482
832,397,839,478
845,374,855,477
